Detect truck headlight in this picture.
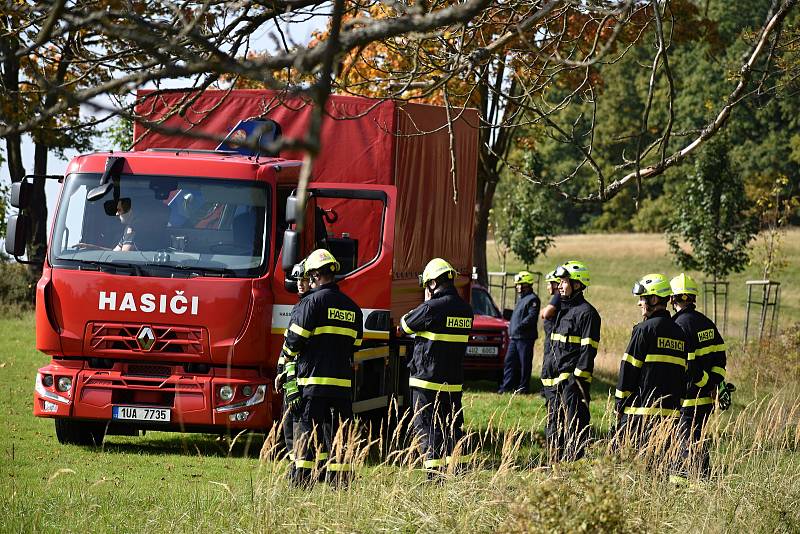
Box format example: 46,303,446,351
241,385,254,397
218,385,234,401
57,376,72,392
42,374,54,387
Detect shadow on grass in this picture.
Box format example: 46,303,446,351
100,431,266,459
95,373,619,468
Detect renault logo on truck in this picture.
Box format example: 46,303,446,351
136,326,156,351
98,291,200,316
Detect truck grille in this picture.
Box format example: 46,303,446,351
126,364,172,377
89,323,205,355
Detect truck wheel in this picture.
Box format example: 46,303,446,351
54,419,106,446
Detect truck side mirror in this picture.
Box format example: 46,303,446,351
281,229,299,273
285,195,299,224
5,214,29,257
87,156,125,202
10,180,32,209
502,308,513,321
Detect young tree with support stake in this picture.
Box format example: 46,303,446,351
666,137,757,330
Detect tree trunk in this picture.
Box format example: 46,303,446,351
1,21,24,183
473,168,498,286
27,144,49,287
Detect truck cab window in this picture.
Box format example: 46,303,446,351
50,174,271,278
311,196,383,276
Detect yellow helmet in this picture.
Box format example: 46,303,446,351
419,258,457,287
545,269,559,283
632,273,672,298
304,249,340,274
670,273,698,296
514,271,535,286
555,260,591,287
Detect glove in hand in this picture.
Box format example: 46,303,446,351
718,381,735,411
283,361,300,407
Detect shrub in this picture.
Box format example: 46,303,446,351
501,461,629,533
0,259,33,311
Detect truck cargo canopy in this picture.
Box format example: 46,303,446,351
134,90,478,280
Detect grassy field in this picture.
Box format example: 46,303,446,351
1,232,799,532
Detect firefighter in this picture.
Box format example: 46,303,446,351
498,271,540,394
539,269,561,386
615,274,693,457
670,273,731,477
283,249,363,488
542,260,601,462
274,260,310,479
400,258,474,476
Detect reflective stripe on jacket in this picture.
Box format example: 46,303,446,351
283,282,363,398
541,293,601,394
672,305,727,409
401,286,473,391
615,310,691,416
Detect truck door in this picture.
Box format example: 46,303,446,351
276,184,398,414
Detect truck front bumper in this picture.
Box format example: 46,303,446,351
33,360,273,431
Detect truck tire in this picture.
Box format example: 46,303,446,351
54,419,106,446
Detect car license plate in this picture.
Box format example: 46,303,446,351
466,345,499,356
112,406,171,422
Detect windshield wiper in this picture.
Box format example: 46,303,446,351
58,258,145,276
142,263,237,277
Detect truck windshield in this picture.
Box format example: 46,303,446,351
50,173,270,278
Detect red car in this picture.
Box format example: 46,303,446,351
465,284,509,381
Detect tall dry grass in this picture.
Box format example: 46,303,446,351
243,369,800,532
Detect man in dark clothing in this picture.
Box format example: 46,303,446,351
283,249,363,488
401,258,474,475
274,260,310,479
541,260,601,462
539,269,561,395
615,274,696,469
670,273,729,478
499,271,540,394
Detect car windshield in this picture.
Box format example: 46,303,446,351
50,173,270,278
471,287,501,318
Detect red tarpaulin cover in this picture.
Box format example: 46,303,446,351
134,90,478,282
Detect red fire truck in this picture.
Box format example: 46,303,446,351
5,91,506,445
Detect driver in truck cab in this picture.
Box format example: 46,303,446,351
77,196,170,252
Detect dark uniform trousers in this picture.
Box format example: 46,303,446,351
410,388,465,470
544,379,590,462
293,396,353,486
401,286,474,473
500,338,536,394
678,405,712,477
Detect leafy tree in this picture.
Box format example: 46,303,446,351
747,175,800,279
491,154,558,267
667,137,757,282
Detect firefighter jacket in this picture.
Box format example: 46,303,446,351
509,290,540,340
672,305,727,410
277,291,311,376
283,282,363,399
541,292,601,393
615,310,696,417
401,285,474,393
